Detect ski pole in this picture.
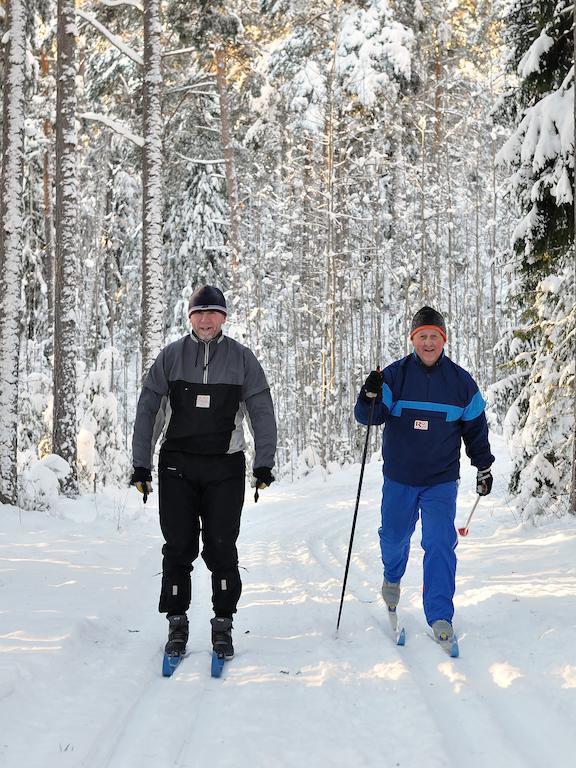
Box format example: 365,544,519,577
458,494,481,537
336,378,378,633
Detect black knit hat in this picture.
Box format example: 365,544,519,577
410,306,446,340
188,285,227,317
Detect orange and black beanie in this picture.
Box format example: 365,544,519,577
410,306,446,341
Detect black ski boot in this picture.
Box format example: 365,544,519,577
165,614,189,656
210,617,234,659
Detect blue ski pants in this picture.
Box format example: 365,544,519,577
379,476,458,626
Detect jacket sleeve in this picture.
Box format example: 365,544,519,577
461,389,495,469
245,389,277,470
131,350,170,469
242,349,277,470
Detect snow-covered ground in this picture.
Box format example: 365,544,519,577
1,433,575,768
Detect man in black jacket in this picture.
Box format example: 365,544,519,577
131,285,277,660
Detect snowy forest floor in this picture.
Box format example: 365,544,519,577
1,433,575,768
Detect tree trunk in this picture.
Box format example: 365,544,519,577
43,122,55,335
41,49,55,336
52,0,79,495
141,0,165,375
0,0,27,505
214,46,241,274
570,3,576,515
419,119,426,302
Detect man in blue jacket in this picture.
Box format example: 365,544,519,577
355,306,494,644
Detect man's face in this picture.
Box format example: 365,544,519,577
189,310,226,341
412,329,445,366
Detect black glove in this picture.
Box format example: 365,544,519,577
130,467,153,503
476,467,493,496
253,467,275,490
360,369,384,403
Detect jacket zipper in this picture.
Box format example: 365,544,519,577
203,340,210,384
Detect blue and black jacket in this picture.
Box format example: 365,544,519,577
354,352,494,487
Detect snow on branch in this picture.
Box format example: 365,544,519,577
98,0,143,11
518,29,555,78
80,112,144,146
163,46,198,59
173,151,225,165
76,9,143,66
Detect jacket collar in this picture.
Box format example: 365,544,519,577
189,330,224,345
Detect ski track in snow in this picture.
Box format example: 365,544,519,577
1,435,575,767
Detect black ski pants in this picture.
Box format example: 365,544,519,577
157,450,245,619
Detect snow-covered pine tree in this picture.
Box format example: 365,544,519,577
496,0,575,516
164,161,229,337
78,348,130,490
161,46,229,337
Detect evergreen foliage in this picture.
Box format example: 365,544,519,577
0,0,573,516
496,0,575,515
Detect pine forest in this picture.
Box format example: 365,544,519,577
0,0,575,519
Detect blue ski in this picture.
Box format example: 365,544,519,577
211,651,226,678
387,607,406,646
162,652,184,677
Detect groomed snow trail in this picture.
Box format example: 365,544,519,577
1,435,575,767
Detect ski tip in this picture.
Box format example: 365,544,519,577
450,638,459,658
211,651,225,678
162,652,183,677
397,627,406,646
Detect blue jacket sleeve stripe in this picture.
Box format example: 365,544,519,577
382,383,393,410
390,400,464,422
462,390,486,421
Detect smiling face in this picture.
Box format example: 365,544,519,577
411,328,445,366
189,310,226,341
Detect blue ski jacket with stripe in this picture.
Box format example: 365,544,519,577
354,352,494,487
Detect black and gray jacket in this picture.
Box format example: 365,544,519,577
132,332,277,471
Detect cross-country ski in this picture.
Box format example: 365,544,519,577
162,652,185,677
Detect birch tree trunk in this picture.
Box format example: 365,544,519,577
214,45,240,274
0,0,27,505
52,0,79,495
141,0,165,375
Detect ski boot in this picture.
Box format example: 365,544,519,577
165,613,189,656
431,619,459,657
381,578,401,610
431,619,454,643
210,617,234,659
